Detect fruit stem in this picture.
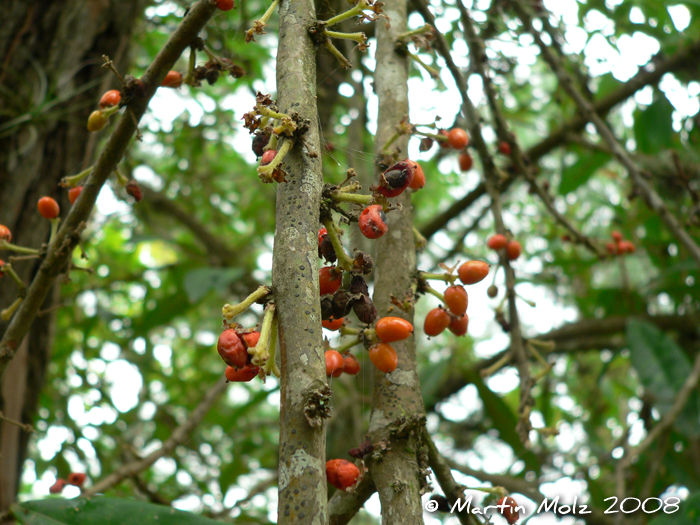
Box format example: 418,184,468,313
0,263,26,291
0,240,39,256
415,130,448,143
263,310,281,377
0,297,23,322
335,181,362,194
252,303,276,367
59,166,93,188
258,0,279,26
48,218,60,247
423,284,445,303
101,55,127,87
257,106,290,122
102,105,121,119
322,0,369,28
479,351,512,378
528,338,555,351
396,25,433,40
405,51,440,80
419,272,457,284
336,336,361,354
222,286,271,323
330,192,372,206
323,30,367,45
184,45,197,86
321,217,354,272
515,292,536,308
114,169,130,186
380,130,403,153
413,226,427,251
257,138,293,183
323,40,351,69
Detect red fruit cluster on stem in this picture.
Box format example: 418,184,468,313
608,231,636,256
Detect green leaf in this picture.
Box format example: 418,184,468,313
647,491,700,525
626,319,700,437
560,147,611,194
633,97,676,154
183,267,244,303
11,497,224,525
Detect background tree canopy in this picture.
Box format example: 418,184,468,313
1,0,699,524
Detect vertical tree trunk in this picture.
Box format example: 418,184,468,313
368,1,427,523
272,0,328,523
0,0,146,514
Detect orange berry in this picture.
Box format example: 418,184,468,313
99,89,121,108
67,472,86,487
325,350,344,377
322,317,344,331
498,141,511,155
161,70,183,88
611,230,622,242
68,186,83,205
457,260,490,285
405,159,425,190
242,331,261,348
487,234,508,250
458,153,473,172
49,479,67,494
618,240,636,254
261,149,277,166
342,354,361,375
448,314,469,336
444,285,468,316
217,329,248,369
215,0,235,10
37,197,60,219
424,307,451,337
326,459,360,491
0,224,11,242
506,240,522,260
225,365,259,382
368,342,398,373
497,496,520,525
319,266,342,296
375,316,414,343
448,128,469,149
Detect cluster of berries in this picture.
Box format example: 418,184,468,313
487,233,522,261
49,472,86,494
324,350,361,377
217,327,262,382
606,230,636,256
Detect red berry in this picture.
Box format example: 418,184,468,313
342,354,361,375
325,350,344,377
68,186,83,205
506,240,522,260
0,224,11,242
318,227,328,246
242,331,261,348
215,0,235,10
0,260,4,278
326,459,360,491
217,329,248,369
448,314,469,336
487,234,508,250
261,149,277,166
458,153,473,172
37,197,60,219
359,205,388,239
377,161,415,198
437,129,451,148
498,141,511,155
618,240,636,254
225,365,259,382
611,230,622,242
405,159,425,190
458,261,490,285
444,285,468,316
448,128,469,149
497,496,520,525
322,317,344,331
67,472,86,487
161,70,183,88
368,343,398,373
49,479,67,494
87,110,108,132
319,266,342,295
99,89,121,108
374,317,414,343
424,307,451,337
126,180,142,202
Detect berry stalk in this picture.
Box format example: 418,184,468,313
222,286,271,323
0,241,39,256
336,336,361,354
321,217,354,272
323,30,367,45
330,191,372,206
322,0,370,28
60,166,93,188
1,297,23,322
263,313,281,377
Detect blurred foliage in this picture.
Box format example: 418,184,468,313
12,0,700,523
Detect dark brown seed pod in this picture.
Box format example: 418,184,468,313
319,235,337,263
348,275,369,297
353,294,377,324
193,65,208,81
321,294,335,320
352,251,373,275
126,180,142,202
419,137,434,151
205,68,220,85
332,289,354,319
252,133,270,157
